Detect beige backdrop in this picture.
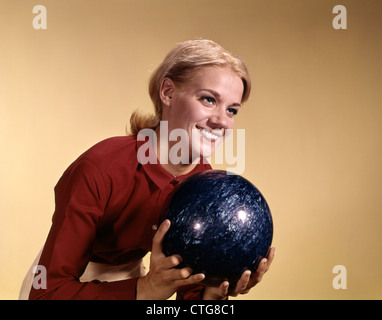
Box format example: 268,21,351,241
1,0,381,299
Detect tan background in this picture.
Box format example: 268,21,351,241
1,0,381,299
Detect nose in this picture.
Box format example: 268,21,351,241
208,108,231,129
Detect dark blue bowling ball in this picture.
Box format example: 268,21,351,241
163,170,273,287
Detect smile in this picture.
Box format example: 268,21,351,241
196,126,223,142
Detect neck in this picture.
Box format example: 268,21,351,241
160,162,197,178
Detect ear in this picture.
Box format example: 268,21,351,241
159,78,176,108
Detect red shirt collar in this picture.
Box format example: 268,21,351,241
136,134,212,190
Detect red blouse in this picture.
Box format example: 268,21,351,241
29,135,211,300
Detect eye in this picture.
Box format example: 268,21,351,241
201,96,216,105
227,107,239,116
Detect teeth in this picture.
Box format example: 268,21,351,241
200,128,221,141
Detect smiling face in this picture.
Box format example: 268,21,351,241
160,66,244,163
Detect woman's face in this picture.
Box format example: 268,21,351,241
161,66,244,162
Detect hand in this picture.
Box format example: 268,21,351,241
203,247,275,300
136,219,205,300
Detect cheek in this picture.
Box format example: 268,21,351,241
227,118,235,130
175,103,206,127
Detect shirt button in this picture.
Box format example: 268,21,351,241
152,224,158,231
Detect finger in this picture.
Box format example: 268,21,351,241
213,281,229,299
266,247,276,266
248,258,269,287
230,270,251,296
220,281,230,299
158,267,198,285
230,249,276,294
174,272,205,287
159,254,183,270
178,267,193,279
171,266,201,282
202,281,229,300
252,248,275,279
158,257,195,281
151,219,171,256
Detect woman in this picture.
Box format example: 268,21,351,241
24,39,274,300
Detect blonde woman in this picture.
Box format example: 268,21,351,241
24,39,274,300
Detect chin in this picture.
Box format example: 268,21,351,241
200,149,214,159
191,142,217,160
190,132,224,160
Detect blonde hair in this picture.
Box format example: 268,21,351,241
129,39,251,135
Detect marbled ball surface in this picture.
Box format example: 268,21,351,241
163,170,273,286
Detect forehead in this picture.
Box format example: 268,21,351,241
185,66,244,101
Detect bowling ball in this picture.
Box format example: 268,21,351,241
163,170,273,287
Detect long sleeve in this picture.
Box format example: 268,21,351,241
29,158,138,300
177,284,205,300
28,136,213,300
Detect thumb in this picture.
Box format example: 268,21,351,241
151,219,171,257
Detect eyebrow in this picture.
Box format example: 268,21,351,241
199,89,242,107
